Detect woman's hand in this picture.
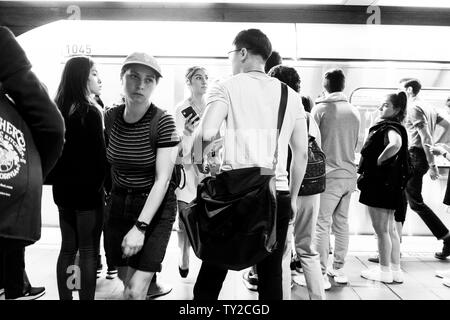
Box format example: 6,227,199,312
121,226,145,258
183,114,200,135
425,143,446,156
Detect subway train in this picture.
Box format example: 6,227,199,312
17,19,450,235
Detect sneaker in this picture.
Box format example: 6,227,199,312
361,267,393,283
443,277,450,288
242,269,258,291
435,239,450,260
146,281,172,299
10,287,46,300
391,270,404,283
327,268,348,284
368,254,379,263
323,274,332,290
106,268,118,280
292,274,307,287
435,269,450,278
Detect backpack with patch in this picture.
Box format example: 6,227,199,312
104,104,185,190
298,115,326,196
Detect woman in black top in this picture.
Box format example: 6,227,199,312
52,56,105,300
104,52,179,300
357,92,408,284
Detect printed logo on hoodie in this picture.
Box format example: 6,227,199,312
0,116,26,181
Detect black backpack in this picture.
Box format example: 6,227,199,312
104,104,185,190
298,115,326,196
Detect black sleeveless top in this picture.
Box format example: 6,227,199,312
358,120,409,209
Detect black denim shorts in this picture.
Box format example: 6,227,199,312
105,185,177,272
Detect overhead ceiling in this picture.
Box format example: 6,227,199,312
2,1,450,36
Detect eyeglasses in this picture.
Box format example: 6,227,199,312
227,48,252,56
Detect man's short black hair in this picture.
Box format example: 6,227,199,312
400,78,422,95
324,69,345,93
233,29,272,62
265,51,282,73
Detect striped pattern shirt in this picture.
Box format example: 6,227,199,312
106,105,180,189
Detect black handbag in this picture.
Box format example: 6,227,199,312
180,83,288,271
298,116,326,196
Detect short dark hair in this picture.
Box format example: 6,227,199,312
301,95,315,113
233,29,272,62
400,78,422,95
265,51,282,73
324,69,345,93
267,65,300,93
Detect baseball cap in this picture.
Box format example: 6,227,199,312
122,52,162,78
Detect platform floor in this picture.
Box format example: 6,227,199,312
3,228,450,300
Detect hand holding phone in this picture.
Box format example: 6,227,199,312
182,106,199,122
182,106,200,135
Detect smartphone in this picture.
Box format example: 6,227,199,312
181,106,199,122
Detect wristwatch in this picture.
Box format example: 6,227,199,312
135,220,149,232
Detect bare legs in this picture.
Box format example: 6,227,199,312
367,206,400,269
118,266,154,300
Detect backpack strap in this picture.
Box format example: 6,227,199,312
104,104,125,146
148,104,165,152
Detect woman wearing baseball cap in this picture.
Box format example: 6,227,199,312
104,52,180,300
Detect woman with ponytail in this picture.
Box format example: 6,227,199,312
174,66,209,278
357,91,409,284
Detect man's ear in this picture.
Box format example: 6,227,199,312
405,86,413,95
240,48,249,62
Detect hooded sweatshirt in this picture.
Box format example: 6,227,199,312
0,27,65,244
312,92,360,179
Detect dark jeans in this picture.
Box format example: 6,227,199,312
56,206,102,300
406,147,449,239
97,198,115,271
0,238,31,299
193,191,291,300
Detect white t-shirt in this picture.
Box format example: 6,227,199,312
206,71,306,191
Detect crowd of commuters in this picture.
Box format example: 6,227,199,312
2,26,450,301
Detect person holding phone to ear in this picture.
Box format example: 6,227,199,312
174,66,209,278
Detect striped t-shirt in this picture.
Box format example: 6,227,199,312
106,104,180,189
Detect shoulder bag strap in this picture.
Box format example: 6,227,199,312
272,83,288,170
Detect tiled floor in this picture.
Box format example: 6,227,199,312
3,227,450,300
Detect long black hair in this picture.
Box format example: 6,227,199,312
387,91,408,123
55,56,94,119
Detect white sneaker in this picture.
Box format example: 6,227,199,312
435,269,450,279
443,277,450,288
292,274,307,287
391,270,404,283
361,267,393,283
327,268,348,284
323,274,332,291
